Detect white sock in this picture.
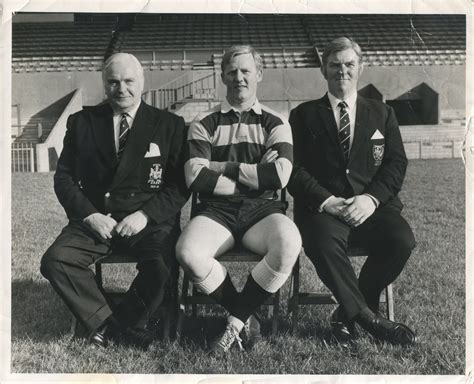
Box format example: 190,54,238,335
251,257,289,293
227,315,245,332
193,259,227,294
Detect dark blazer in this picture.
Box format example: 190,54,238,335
288,93,407,221
54,101,189,228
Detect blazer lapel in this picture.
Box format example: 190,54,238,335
315,94,346,162
348,96,370,163
110,102,159,189
90,104,118,168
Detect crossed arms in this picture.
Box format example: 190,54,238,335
184,116,293,195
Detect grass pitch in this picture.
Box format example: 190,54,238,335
10,159,465,374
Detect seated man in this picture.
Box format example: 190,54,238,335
288,37,416,347
41,53,188,349
176,45,301,354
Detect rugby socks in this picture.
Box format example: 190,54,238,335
252,257,289,293
227,315,245,332
193,260,239,313
193,259,227,294
231,258,289,323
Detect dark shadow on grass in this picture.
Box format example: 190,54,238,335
12,278,73,342
178,315,226,351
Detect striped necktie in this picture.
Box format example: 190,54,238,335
338,101,350,161
117,113,130,159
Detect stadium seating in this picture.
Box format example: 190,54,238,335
13,21,115,57
12,14,466,71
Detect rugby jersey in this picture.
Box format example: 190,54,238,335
185,99,293,200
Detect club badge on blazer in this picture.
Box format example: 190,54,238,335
371,130,385,166
147,163,163,188
373,144,385,166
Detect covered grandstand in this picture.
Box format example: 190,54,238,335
11,13,466,172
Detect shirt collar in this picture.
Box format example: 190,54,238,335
113,101,141,120
327,91,357,112
221,98,262,115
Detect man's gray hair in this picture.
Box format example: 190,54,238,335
221,45,263,73
321,37,363,67
102,52,144,80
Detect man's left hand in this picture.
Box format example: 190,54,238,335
340,195,376,227
114,210,149,237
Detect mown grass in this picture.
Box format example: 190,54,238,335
10,159,465,374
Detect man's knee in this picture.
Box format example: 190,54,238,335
176,236,213,278
298,214,349,259
268,222,302,272
40,246,62,279
384,225,416,257
302,229,345,260
175,235,196,269
399,227,416,252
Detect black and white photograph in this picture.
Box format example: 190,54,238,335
1,0,472,383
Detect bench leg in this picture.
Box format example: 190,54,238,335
163,308,171,342
386,284,395,321
70,313,79,338
177,271,190,339
271,290,280,335
290,259,300,334
175,307,185,341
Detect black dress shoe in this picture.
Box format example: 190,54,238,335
330,308,356,347
88,323,118,348
358,312,416,346
121,326,155,350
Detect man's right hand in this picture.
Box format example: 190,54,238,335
83,213,117,240
260,148,279,164
323,197,347,217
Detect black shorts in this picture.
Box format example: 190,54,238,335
194,198,287,241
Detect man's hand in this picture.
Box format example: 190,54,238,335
83,213,117,240
322,196,347,217
260,148,278,164
114,210,149,237
340,195,376,227
209,161,226,174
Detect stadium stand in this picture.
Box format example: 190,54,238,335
11,13,467,172
12,14,465,71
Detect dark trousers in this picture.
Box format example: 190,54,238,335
40,221,178,333
298,204,415,321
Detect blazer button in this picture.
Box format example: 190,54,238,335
346,169,350,174
105,192,111,198
130,192,135,197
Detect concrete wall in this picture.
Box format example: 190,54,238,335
12,64,465,133
252,65,466,112
36,88,84,172
13,71,104,124
12,69,201,124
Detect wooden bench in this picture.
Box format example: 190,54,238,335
288,247,395,333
